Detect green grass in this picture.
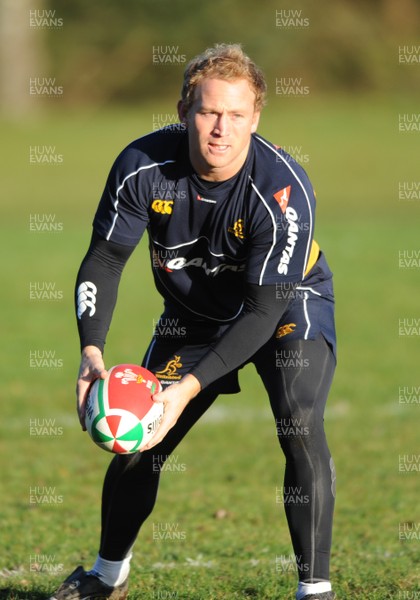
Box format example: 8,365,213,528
1,95,419,599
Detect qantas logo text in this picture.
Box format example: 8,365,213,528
278,207,299,275
164,256,245,277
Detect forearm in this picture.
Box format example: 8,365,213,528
190,283,295,389
75,231,136,352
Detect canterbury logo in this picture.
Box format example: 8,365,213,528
76,281,97,319
151,199,174,215
274,185,291,214
228,219,245,240
276,323,296,338
155,355,182,380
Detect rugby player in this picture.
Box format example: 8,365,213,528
48,44,337,600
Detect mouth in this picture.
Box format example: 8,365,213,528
208,143,230,153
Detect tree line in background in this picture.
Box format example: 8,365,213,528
1,0,419,114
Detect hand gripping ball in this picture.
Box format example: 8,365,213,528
85,364,163,453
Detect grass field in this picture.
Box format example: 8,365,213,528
0,94,419,599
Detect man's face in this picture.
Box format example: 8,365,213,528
178,78,261,182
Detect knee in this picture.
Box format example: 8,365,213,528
274,406,327,459
275,405,323,439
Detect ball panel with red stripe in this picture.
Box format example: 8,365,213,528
85,364,163,454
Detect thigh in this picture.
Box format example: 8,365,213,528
253,335,336,428
253,271,337,425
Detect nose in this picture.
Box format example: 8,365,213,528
213,112,229,136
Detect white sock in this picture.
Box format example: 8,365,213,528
296,580,332,600
89,553,132,587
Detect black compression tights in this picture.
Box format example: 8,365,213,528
255,336,336,582
99,336,335,583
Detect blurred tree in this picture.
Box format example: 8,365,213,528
382,0,419,32
0,0,46,116
2,0,419,111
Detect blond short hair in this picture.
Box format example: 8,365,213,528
180,43,267,112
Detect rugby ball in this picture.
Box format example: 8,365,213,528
85,364,163,454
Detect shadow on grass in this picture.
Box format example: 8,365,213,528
0,588,48,600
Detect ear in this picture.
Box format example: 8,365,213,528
177,100,188,124
250,110,261,134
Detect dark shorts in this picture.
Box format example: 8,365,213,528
142,252,336,395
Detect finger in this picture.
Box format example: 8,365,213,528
140,416,173,452
76,368,108,430
78,367,108,383
151,390,165,403
76,375,101,431
77,393,87,431
139,427,166,451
